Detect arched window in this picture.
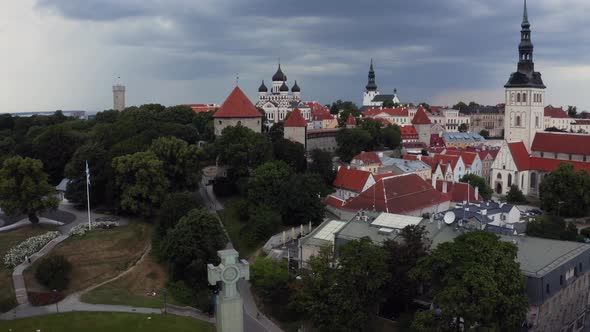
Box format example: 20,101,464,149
530,173,537,190
516,115,521,127
497,173,502,180
508,174,512,187
517,93,521,102
237,120,242,126
523,93,527,103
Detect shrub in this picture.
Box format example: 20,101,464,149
69,221,119,237
582,227,590,238
3,231,61,269
28,291,64,306
35,255,72,291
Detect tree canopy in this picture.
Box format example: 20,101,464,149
459,174,493,200
149,137,203,190
540,163,590,217
213,125,273,177
336,128,372,162
295,238,390,332
112,151,169,217
161,209,227,287
0,156,59,223
506,184,527,204
411,231,527,331
308,149,335,185
527,214,578,241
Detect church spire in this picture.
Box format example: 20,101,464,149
366,59,377,91
522,0,529,26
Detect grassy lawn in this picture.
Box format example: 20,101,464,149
0,225,58,312
0,312,214,332
24,222,150,296
81,252,179,308
218,197,260,259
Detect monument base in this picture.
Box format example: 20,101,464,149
217,295,244,332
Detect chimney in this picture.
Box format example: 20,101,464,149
475,186,479,200
442,181,448,194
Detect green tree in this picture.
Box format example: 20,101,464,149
308,149,335,185
31,124,86,184
459,174,493,200
540,163,590,217
273,138,307,173
279,173,330,226
64,143,112,207
527,215,578,241
453,101,468,111
382,99,397,108
411,231,528,331
245,205,282,246
468,101,480,108
192,111,215,142
336,128,371,162
506,184,527,204
149,137,203,190
381,124,402,150
296,238,390,332
35,255,72,291
213,125,273,177
268,122,285,143
479,129,490,138
248,161,294,210
458,123,469,133
567,105,578,118
251,257,290,302
156,191,202,238
358,118,384,150
161,209,227,287
112,151,169,217
382,225,430,317
0,156,59,223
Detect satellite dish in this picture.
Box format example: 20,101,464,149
443,211,456,225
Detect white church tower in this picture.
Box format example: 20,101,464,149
362,59,379,106
504,0,546,151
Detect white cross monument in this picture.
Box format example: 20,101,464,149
207,249,250,332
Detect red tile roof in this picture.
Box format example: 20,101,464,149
435,180,482,204
544,106,569,119
508,142,530,171
445,149,477,166
325,195,345,208
333,167,373,193
373,173,396,181
343,174,450,214
363,107,409,117
528,158,590,173
400,125,418,139
213,87,262,118
346,114,357,125
531,132,590,156
284,108,307,127
412,106,432,125
430,134,446,147
352,151,381,165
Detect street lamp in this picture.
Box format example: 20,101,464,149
163,288,167,314
53,289,59,313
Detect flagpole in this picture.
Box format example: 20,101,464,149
86,161,91,230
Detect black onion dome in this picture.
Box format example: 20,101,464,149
258,80,268,92
291,80,300,92
272,64,287,82
280,81,289,92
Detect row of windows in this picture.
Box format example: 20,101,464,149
548,261,586,294
509,91,543,105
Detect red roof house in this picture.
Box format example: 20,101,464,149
352,151,381,165
531,132,590,156
400,125,418,141
213,87,262,119
284,108,307,127
544,106,569,119
346,114,357,126
333,167,374,193
435,180,482,204
342,174,450,215
507,141,590,173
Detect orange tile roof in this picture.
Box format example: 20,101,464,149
333,167,373,193
531,132,590,156
284,108,307,127
412,106,432,125
213,86,262,118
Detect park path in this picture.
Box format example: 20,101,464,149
198,180,285,332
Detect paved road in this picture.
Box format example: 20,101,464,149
198,181,284,332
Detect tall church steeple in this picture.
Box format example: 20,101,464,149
365,59,377,91
505,0,545,89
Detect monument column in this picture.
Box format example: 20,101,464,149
207,249,250,332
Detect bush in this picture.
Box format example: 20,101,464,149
3,231,61,268
506,185,527,204
35,255,72,291
165,280,214,314
28,291,64,306
581,227,590,238
69,221,119,237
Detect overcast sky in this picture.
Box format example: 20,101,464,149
1,0,589,113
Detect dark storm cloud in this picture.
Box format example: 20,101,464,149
34,0,590,105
